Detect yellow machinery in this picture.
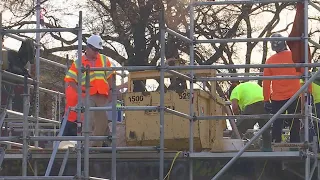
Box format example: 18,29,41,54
123,69,227,152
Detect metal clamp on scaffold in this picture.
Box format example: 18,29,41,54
183,151,190,158
80,65,87,73
158,105,165,112
156,64,169,71
70,105,85,113
19,135,31,142
192,114,197,122
76,121,82,134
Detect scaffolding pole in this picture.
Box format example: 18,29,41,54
84,66,90,179
44,109,69,176
188,2,195,180
210,61,320,180
196,36,302,44
34,0,41,149
22,75,29,176
75,11,83,178
0,136,109,142
1,28,78,34
0,13,3,108
90,62,320,71
0,176,76,180
111,74,117,180
197,75,302,81
159,9,165,180
303,0,310,179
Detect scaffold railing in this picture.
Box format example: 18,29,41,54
0,0,320,179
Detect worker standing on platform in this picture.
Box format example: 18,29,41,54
263,33,301,144
228,81,272,151
62,85,81,136
64,34,114,147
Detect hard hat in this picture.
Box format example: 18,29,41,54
270,33,287,52
87,34,103,50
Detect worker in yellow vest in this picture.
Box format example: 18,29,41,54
228,81,272,151
311,68,320,119
64,34,115,147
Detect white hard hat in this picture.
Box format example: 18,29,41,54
87,34,103,50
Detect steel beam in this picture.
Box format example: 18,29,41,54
0,14,3,106
75,11,83,179
1,28,78,34
303,0,311,179
29,136,109,141
83,67,90,179
22,75,29,176
90,66,158,71
166,28,193,44
6,110,59,124
2,70,35,84
0,148,5,169
165,108,193,119
44,110,69,176
217,72,262,76
3,151,184,160
197,75,302,81
196,37,302,44
189,151,301,159
0,176,75,180
196,114,303,120
34,0,41,149
0,141,42,149
0,110,7,130
89,177,110,180
111,74,117,180
58,148,70,176
166,70,193,81
89,146,158,152
166,63,320,70
309,39,320,49
159,9,166,180
188,3,195,180
310,1,320,12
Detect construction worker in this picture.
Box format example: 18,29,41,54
302,68,320,141
62,85,80,136
228,81,272,151
263,33,301,144
64,34,114,147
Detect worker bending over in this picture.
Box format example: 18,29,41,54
263,33,301,144
229,81,272,151
64,34,114,147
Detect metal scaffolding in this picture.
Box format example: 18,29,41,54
0,0,319,180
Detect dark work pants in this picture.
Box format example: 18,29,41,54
236,101,272,149
271,99,301,143
62,120,77,136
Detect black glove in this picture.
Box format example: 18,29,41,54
264,101,272,113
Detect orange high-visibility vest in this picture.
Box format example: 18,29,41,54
64,54,114,96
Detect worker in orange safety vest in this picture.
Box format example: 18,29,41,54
64,34,115,147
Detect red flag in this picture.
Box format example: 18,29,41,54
287,3,311,72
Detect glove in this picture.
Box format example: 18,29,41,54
264,101,272,113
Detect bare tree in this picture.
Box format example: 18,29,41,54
2,0,320,97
